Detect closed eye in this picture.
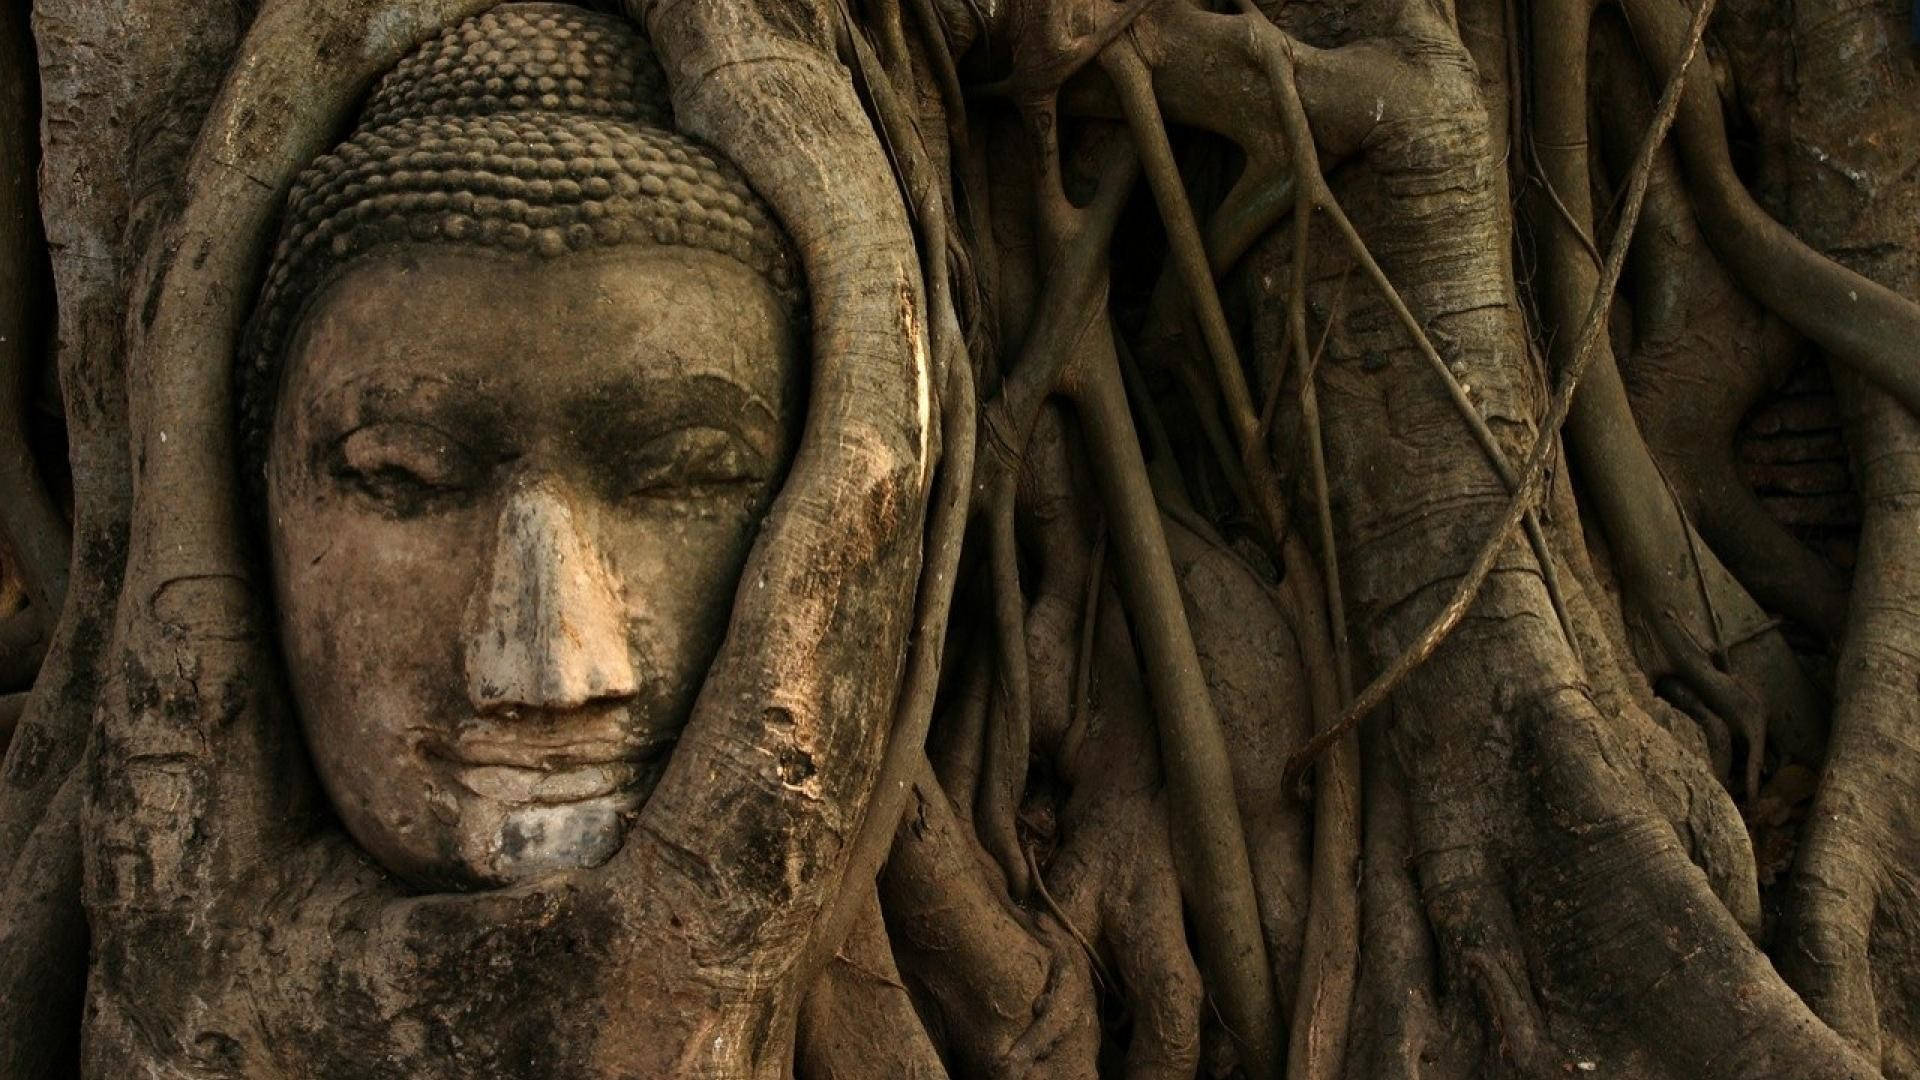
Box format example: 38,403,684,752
617,426,769,501
333,422,481,510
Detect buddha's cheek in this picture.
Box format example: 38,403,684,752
604,505,762,718
272,500,484,884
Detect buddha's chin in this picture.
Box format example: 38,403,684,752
454,788,648,888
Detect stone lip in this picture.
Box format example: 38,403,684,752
451,762,639,805
423,708,678,806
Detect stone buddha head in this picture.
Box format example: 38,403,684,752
240,3,804,891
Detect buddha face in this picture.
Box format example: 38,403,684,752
266,246,800,890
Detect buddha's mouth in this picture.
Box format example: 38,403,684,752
423,708,679,807
447,760,644,805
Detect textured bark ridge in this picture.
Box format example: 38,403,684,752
6,0,1920,1076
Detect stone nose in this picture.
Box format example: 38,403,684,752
464,482,639,714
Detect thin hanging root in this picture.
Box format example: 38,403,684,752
1280,536,1360,1080
1024,844,1115,995
1104,46,1291,549
1060,530,1106,768
1262,270,1343,444
1276,109,1358,712
1130,158,1292,523
1286,0,1718,782
981,491,1033,895
1068,322,1283,1080
1297,302,1355,711
962,137,1136,896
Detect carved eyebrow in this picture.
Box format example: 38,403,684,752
560,372,787,459
306,371,512,451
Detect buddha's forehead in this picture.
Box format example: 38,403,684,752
287,245,800,408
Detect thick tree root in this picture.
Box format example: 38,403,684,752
1622,0,1920,423
1528,0,1824,788
1588,16,1848,645
883,765,1100,1079
1743,0,1920,1068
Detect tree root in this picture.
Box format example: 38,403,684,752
1068,333,1284,1076
1275,538,1359,1080
1527,0,1824,789
983,487,1036,893
1588,15,1848,644
1621,0,1920,424
799,888,950,1079
1284,0,1716,779
1747,0,1920,1064
883,764,1100,1079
